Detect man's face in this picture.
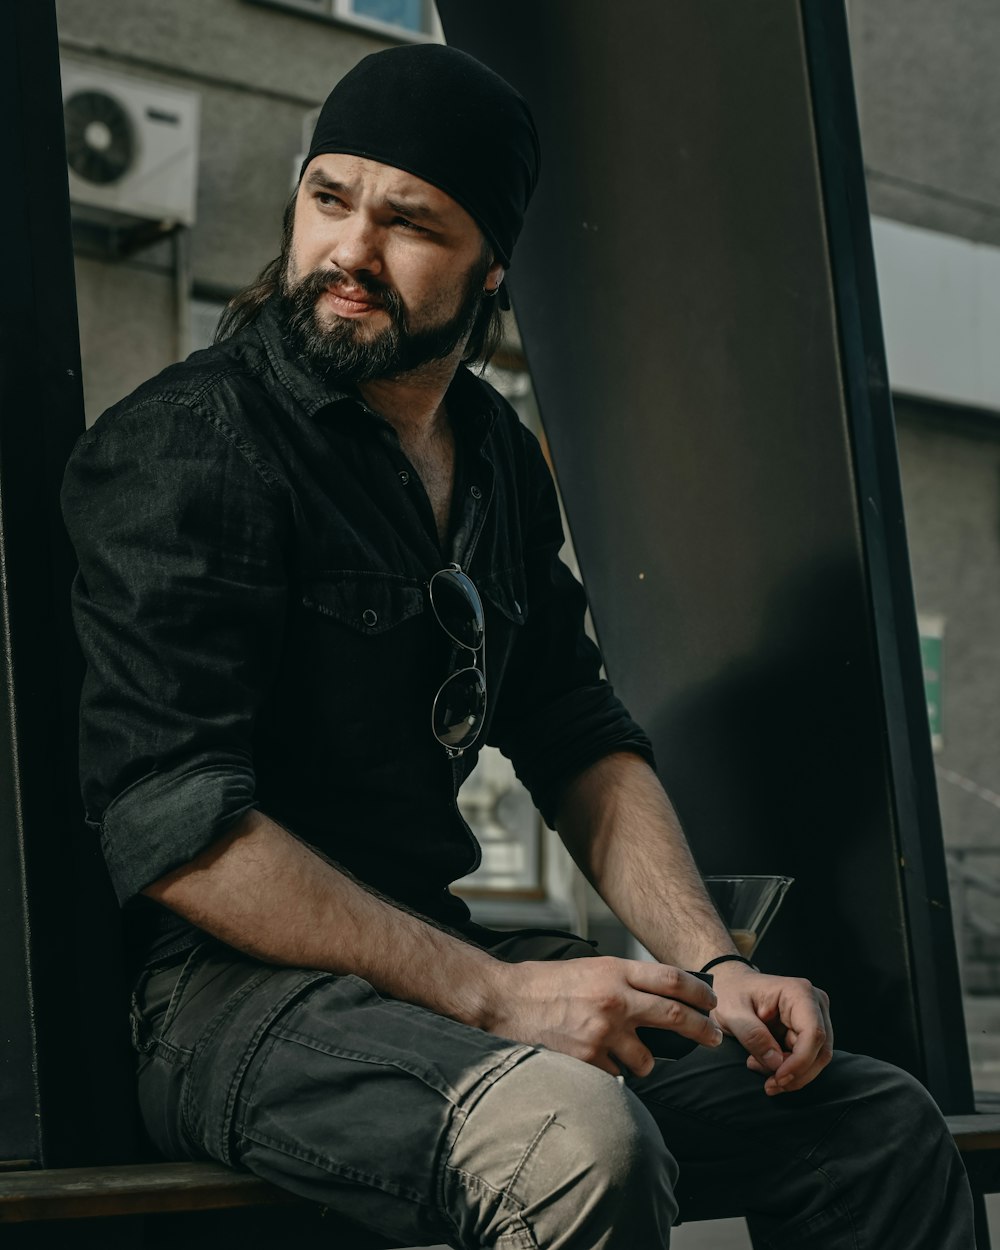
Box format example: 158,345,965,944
280,154,504,381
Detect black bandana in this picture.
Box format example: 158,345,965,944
302,44,540,269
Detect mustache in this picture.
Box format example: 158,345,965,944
290,266,403,319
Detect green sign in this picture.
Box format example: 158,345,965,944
919,623,943,752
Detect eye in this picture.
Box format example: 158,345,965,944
315,192,345,210
393,215,428,235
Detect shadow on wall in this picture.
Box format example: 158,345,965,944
645,555,916,1058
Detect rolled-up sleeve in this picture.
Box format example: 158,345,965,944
488,428,655,826
61,399,287,905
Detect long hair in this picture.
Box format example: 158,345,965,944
214,195,505,371
214,195,295,346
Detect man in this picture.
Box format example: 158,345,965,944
62,44,974,1249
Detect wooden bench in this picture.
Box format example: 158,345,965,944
947,1110,1000,1196
0,1161,399,1248
0,1162,302,1224
2,1111,998,1243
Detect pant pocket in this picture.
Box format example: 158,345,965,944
180,964,331,1166
137,1041,199,1161
129,944,210,1055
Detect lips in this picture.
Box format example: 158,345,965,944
322,285,383,316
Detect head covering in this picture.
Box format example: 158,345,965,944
301,45,540,269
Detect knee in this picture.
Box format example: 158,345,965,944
847,1054,951,1144
816,1051,963,1186
446,1050,677,1246
544,1054,679,1200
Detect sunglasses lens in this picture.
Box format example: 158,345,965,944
432,666,487,749
430,568,484,651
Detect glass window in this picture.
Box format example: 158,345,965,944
348,0,426,34
245,0,436,38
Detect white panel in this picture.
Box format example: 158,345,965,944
871,216,1000,414
62,60,200,226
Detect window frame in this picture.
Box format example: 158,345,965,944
245,0,441,43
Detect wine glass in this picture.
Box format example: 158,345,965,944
703,875,794,958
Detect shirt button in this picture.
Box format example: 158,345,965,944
398,471,410,485
362,609,378,627
470,485,482,500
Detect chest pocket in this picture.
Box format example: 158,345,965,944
301,572,425,635
291,572,433,760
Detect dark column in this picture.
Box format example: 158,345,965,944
0,0,135,1167
437,0,974,1113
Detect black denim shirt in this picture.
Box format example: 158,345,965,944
61,300,654,968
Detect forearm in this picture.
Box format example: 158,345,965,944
143,808,504,1028
556,752,736,969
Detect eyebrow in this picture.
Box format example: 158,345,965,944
303,169,444,225
385,196,440,224
304,170,351,195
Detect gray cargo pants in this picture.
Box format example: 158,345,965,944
131,933,975,1249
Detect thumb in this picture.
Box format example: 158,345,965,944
719,1009,784,1073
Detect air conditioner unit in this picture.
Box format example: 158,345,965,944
62,61,200,229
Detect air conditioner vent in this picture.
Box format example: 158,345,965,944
65,90,136,186
61,61,200,229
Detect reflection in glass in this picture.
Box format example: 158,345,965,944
351,0,425,33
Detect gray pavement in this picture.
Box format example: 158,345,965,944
670,1196,1000,1246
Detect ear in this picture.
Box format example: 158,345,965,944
484,259,506,295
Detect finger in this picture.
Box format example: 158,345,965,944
746,1049,789,1075
721,1008,785,1074
765,1048,832,1095
817,989,835,1053
771,1018,833,1093
767,988,833,1091
632,988,724,1047
624,961,718,1013
589,1051,625,1078
608,1039,656,1080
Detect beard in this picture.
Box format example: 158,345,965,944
277,252,491,383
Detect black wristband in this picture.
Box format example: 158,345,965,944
699,953,758,974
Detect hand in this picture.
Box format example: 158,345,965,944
486,956,722,1078
709,962,834,1094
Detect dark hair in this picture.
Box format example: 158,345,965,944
214,195,505,371
213,196,295,346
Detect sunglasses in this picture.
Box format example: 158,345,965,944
429,564,486,756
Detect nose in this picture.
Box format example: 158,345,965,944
328,212,382,278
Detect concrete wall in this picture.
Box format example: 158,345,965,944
57,0,398,423
849,3,1000,986
849,0,1000,247
853,6,1000,798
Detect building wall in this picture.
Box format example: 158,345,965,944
896,399,1000,990
57,0,398,423
850,2,1000,988
895,401,1000,844
849,0,1000,247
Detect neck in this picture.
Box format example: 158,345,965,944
358,348,463,443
